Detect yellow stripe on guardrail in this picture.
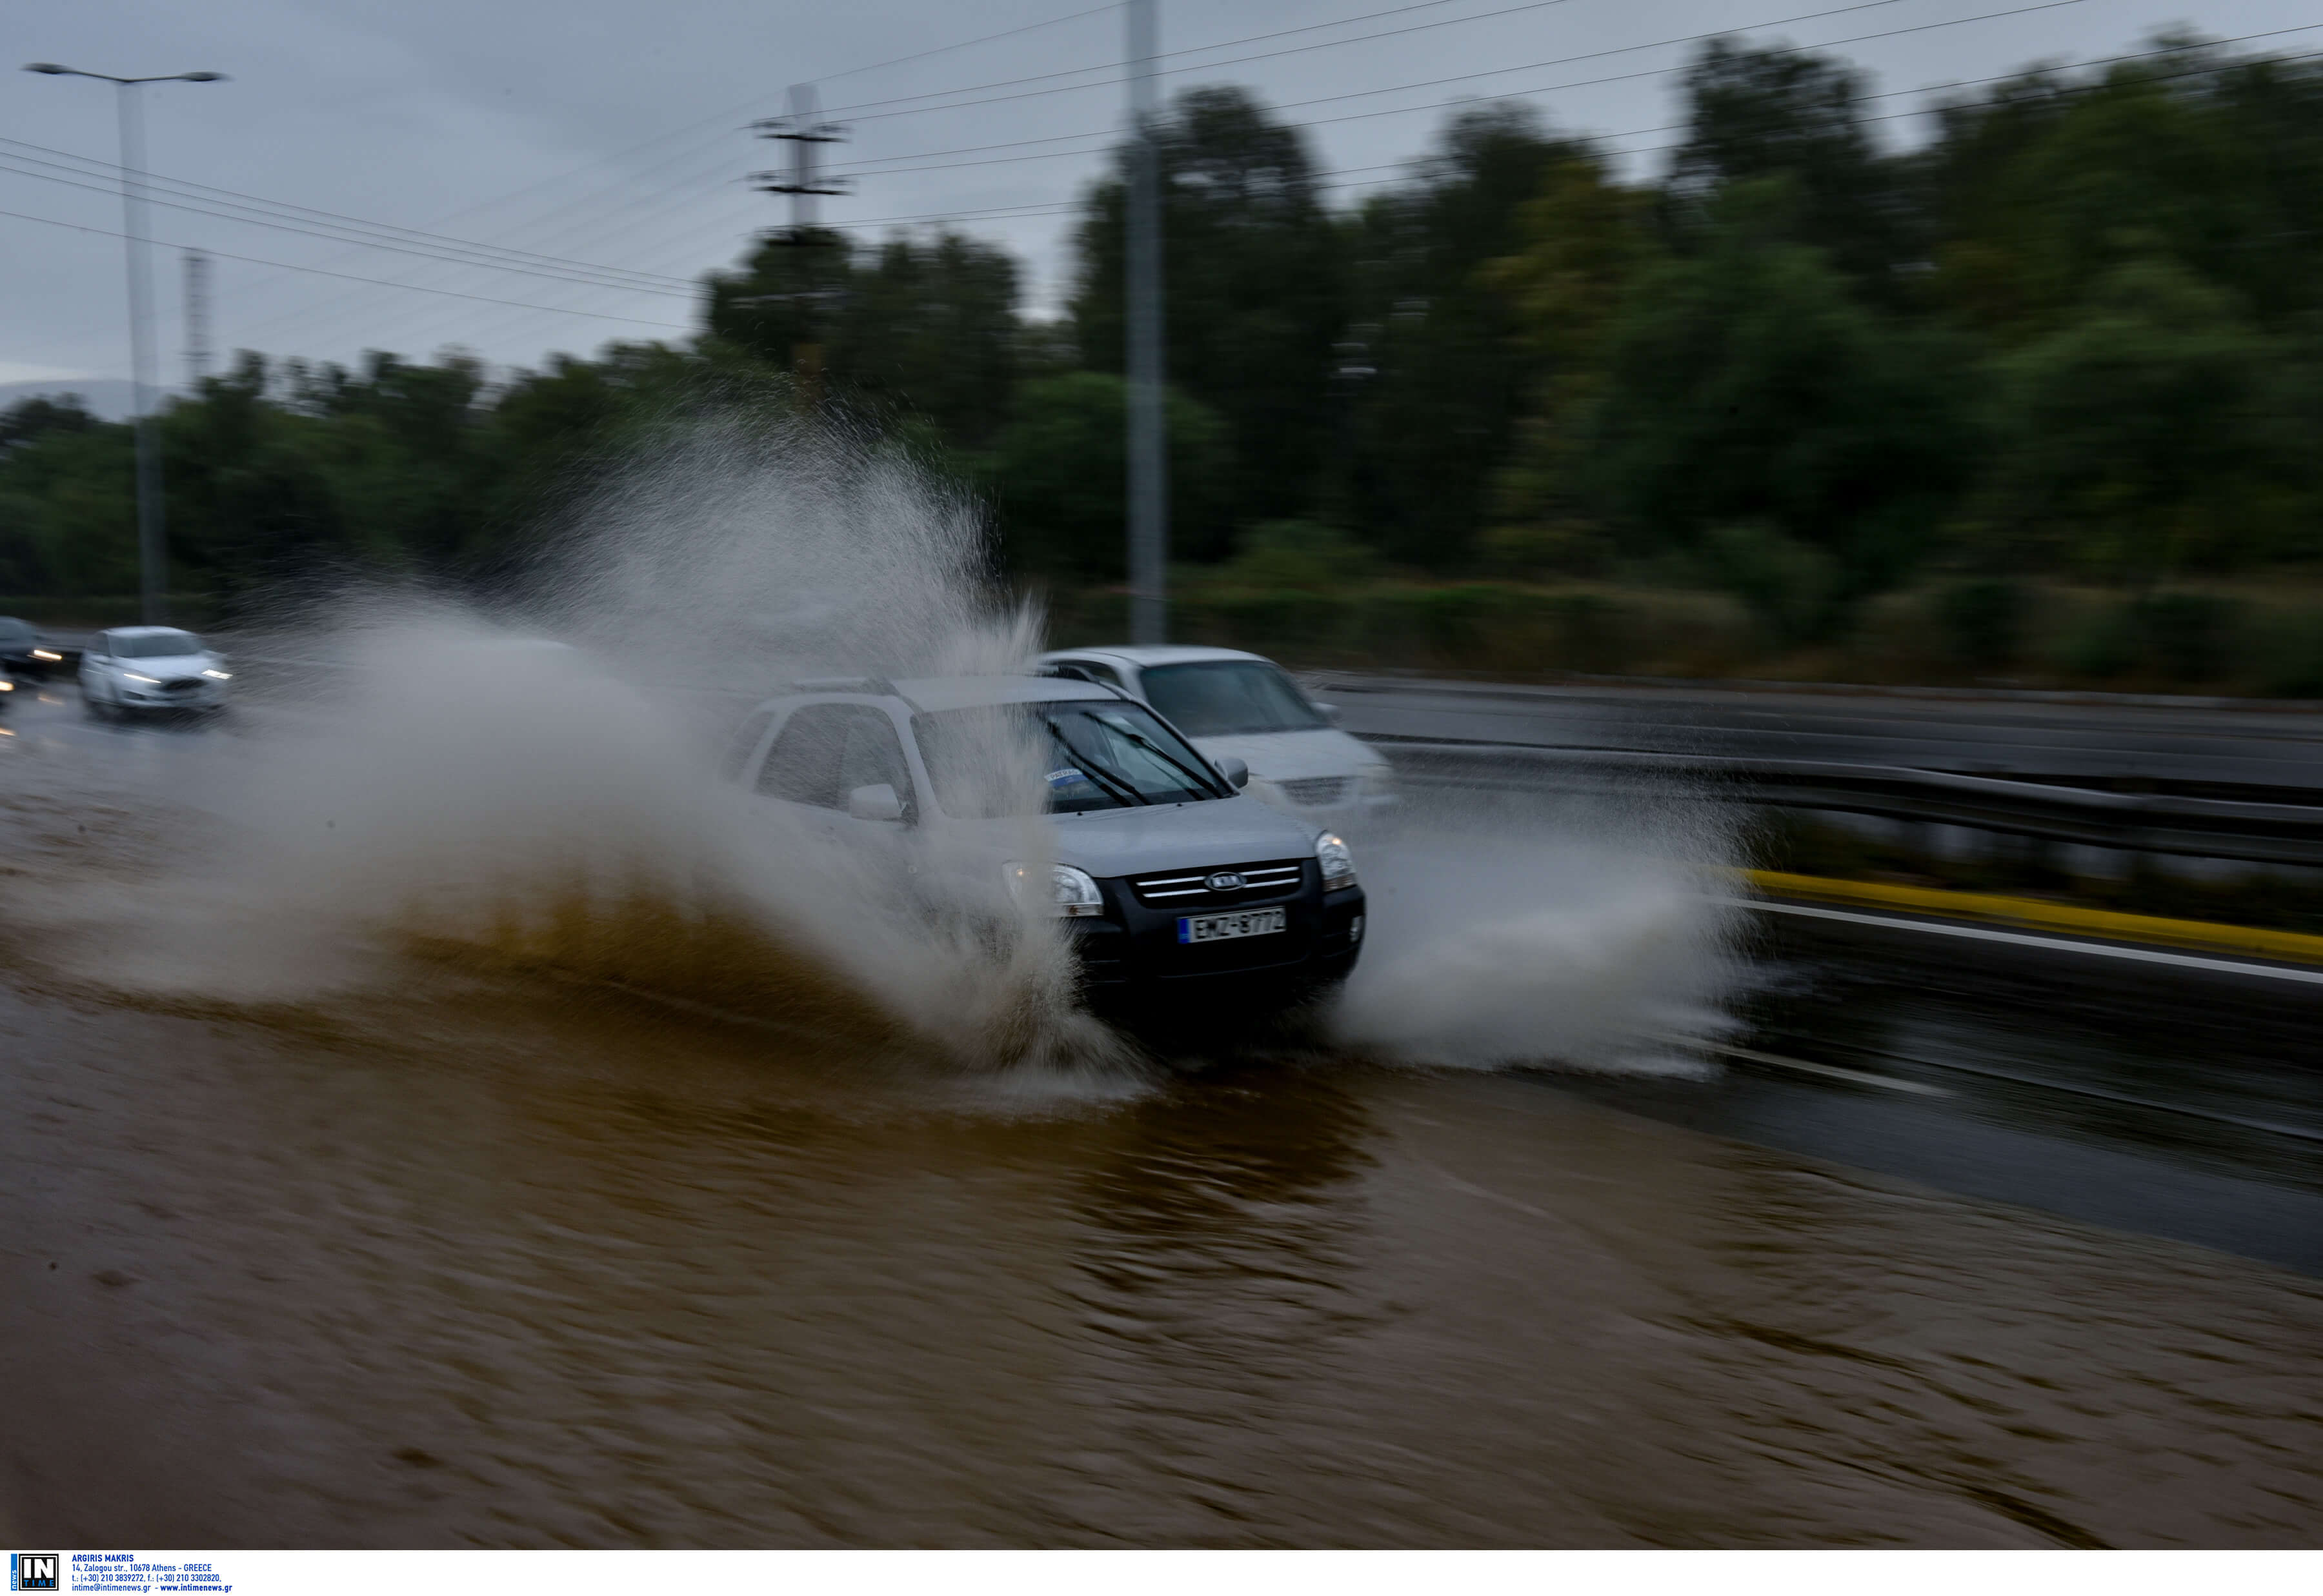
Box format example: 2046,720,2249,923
1744,870,2323,966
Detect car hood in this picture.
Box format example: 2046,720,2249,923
110,653,217,675
1189,728,1385,782
1045,795,1319,877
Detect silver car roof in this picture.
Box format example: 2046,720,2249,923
750,674,1120,715
1036,644,1269,669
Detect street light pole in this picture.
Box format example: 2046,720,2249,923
24,63,226,626
1124,0,1168,645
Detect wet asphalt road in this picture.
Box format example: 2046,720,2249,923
3,677,2321,1546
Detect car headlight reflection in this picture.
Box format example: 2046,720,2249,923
123,672,160,685
1005,860,1105,918
1315,830,1358,890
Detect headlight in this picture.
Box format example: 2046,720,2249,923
203,669,232,680
0,678,13,691
1004,860,1105,918
124,672,160,684
1315,830,1358,890
30,648,61,661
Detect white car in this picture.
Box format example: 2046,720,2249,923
79,626,232,717
1034,645,1394,826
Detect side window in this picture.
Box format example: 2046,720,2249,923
758,704,850,806
836,712,914,811
756,704,915,812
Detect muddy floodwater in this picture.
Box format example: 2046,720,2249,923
6,695,2323,1548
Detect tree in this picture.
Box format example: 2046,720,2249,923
1485,147,1658,545
1976,257,2284,578
1338,103,1582,567
1072,86,1345,526
1667,38,1913,294
705,229,1021,449
1587,180,1970,619
990,372,1232,580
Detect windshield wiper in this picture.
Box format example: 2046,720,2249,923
1041,718,1150,807
1103,721,1227,799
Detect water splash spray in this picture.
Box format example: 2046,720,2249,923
30,406,1743,1084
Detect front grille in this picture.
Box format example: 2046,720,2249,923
1277,776,1350,806
162,677,203,693
1129,859,1304,908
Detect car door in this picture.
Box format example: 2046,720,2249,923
752,703,918,864
81,632,111,696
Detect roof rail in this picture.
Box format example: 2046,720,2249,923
787,675,896,695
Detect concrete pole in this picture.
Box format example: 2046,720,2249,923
1125,0,1168,644
116,81,167,625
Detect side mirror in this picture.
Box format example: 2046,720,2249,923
1216,755,1250,790
847,783,907,823
1314,702,1343,726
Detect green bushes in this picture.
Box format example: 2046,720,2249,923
1933,579,2025,668
2052,592,2248,684
1044,576,2323,696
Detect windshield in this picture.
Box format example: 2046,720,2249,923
1140,661,1327,737
114,630,204,659
0,619,33,645
914,701,1226,817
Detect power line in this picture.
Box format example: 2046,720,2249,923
0,205,693,328
0,135,697,291
0,150,698,296
841,0,2076,125
820,1,1123,85
823,19,2323,182
818,0,1604,121
192,0,1665,319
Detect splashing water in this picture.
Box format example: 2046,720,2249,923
45,417,1130,1079
28,410,1742,1083
1331,788,1744,1074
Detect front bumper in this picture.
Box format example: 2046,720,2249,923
1064,861,1364,1008
114,682,226,711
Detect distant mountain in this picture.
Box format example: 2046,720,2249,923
0,379,147,422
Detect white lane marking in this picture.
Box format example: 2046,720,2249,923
1692,1040,1953,1097
1727,897,2323,985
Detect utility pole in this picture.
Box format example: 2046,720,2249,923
750,85,850,406
23,63,226,624
1125,0,1168,644
183,249,212,388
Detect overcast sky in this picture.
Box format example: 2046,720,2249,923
5,0,2316,394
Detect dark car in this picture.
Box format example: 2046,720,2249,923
0,616,65,681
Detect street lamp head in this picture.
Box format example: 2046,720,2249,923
177,71,226,82
23,63,74,75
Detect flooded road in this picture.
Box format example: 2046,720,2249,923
5,681,2322,1548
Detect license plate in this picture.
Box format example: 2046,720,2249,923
1177,907,1287,944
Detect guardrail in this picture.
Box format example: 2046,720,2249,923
1366,735,2323,870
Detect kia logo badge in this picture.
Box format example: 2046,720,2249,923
1205,872,1246,891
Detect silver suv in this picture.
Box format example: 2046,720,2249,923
724,673,1365,1012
